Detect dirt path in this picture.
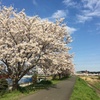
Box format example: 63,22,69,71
20,76,76,100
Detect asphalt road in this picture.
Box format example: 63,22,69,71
20,76,76,100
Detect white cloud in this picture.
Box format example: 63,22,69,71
63,0,100,23
77,15,92,23
63,0,77,7
82,0,100,10
44,10,68,21
96,23,100,33
66,26,77,34
52,10,67,19
77,0,100,23
33,0,37,6
96,23,100,26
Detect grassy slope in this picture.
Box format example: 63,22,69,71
70,77,100,100
93,82,100,90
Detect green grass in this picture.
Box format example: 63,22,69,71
51,79,61,84
0,86,38,100
0,90,23,100
51,75,70,84
70,77,100,100
93,82,100,90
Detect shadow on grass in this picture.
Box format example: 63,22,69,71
18,84,35,93
18,80,56,93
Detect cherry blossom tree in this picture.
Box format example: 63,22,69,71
45,53,74,79
0,6,74,90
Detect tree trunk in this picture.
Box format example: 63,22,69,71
12,79,19,90
58,73,61,79
52,74,56,80
32,73,37,85
44,73,47,80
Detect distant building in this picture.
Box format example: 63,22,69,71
76,70,100,75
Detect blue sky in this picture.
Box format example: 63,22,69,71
1,0,100,71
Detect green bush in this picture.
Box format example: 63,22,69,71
18,84,34,93
0,79,8,96
38,80,52,85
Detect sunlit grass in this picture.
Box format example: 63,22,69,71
93,82,100,90
70,77,100,100
0,90,23,100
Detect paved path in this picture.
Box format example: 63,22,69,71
20,76,76,100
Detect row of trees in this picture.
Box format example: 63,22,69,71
0,6,74,90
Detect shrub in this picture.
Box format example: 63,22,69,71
38,80,52,85
0,79,8,96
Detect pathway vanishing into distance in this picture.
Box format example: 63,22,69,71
20,76,76,100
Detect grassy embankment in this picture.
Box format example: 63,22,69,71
94,82,100,90
80,75,100,90
80,75,100,97
70,77,100,100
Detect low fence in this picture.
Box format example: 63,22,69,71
6,75,33,90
